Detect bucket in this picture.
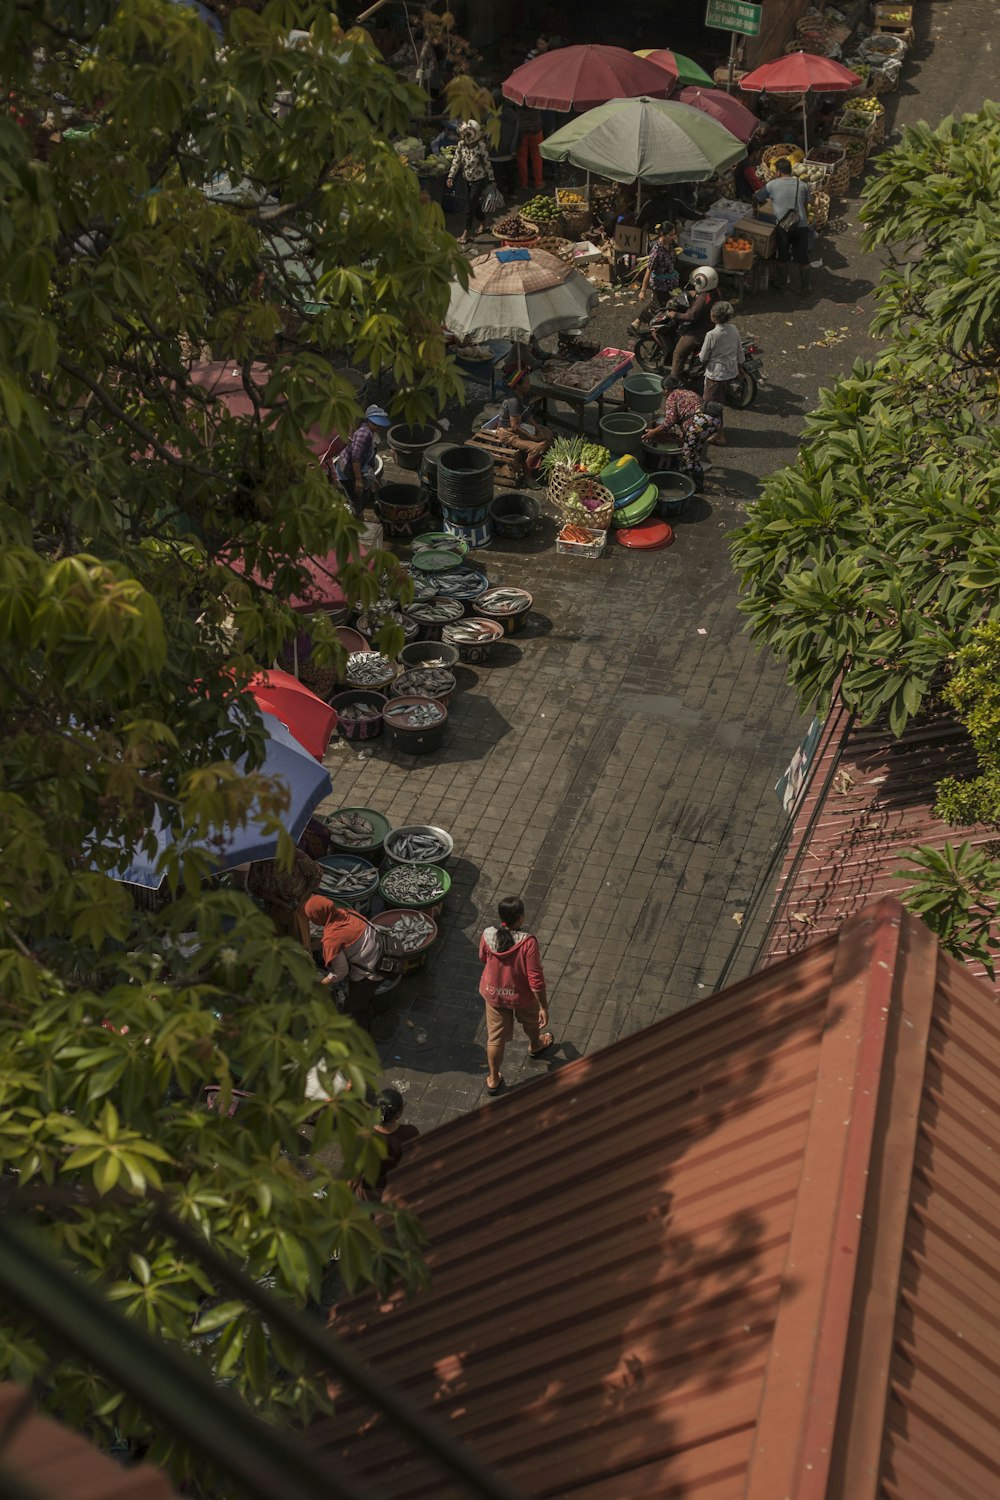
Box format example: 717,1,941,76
376,481,428,539
488,492,540,539
382,824,455,868
599,411,647,456
641,437,683,472
398,640,461,671
442,515,493,548
378,860,451,915
383,695,449,756
324,806,392,859
653,471,695,519
442,617,505,664
623,373,665,415
473,586,532,635
316,854,380,914
387,423,443,473
437,444,495,510
329,690,387,740
391,666,457,707
440,502,491,528
370,908,439,973
404,597,466,641
419,441,454,494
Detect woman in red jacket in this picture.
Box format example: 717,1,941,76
479,896,554,1096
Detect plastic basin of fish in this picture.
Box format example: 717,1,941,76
412,530,469,558
370,909,440,973
324,806,393,858
378,862,452,916
342,651,398,693
441,617,505,664
335,625,370,655
356,610,419,647
382,695,449,755
473,586,533,635
382,824,455,869
404,597,466,642
390,667,457,707
329,690,387,741
317,854,380,913
398,640,461,671
411,548,465,576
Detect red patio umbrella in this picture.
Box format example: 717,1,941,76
248,668,337,759
677,86,760,145
502,45,671,113
738,53,861,150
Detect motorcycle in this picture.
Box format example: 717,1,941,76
631,293,763,410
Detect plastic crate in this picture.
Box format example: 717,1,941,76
556,527,606,558
689,217,728,245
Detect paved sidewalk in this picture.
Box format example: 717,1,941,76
324,483,803,1129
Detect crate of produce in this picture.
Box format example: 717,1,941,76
555,185,590,209
520,193,562,229
722,236,755,271
805,144,848,195
733,217,777,260
556,524,606,558
872,2,913,27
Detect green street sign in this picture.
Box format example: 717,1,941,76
705,0,762,36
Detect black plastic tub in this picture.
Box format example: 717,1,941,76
398,640,461,671
376,482,429,538
387,423,443,472
489,491,540,539
652,471,696,519
329,690,388,741
420,440,455,494
437,444,494,509
383,695,449,755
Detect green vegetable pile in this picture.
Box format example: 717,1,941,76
540,436,610,477
522,194,560,223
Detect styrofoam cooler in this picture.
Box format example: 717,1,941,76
706,198,746,231
683,241,722,267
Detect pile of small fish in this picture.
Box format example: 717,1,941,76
381,911,436,952
381,865,446,903
346,652,394,685
384,700,445,728
320,858,377,895
407,653,449,667
327,810,375,847
443,619,501,643
478,587,530,616
337,700,383,723
406,598,464,623
431,570,488,600
394,668,455,699
407,575,440,601
385,828,450,863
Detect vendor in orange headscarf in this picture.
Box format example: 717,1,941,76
304,896,383,1033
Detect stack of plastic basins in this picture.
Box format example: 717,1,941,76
436,445,495,548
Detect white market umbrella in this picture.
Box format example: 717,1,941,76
447,248,598,343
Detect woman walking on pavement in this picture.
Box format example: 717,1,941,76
479,896,554,1096
446,120,497,245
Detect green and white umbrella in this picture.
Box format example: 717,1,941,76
539,95,746,185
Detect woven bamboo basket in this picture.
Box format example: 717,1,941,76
806,145,848,196
535,234,576,262
808,190,831,231
560,207,592,239
548,465,614,531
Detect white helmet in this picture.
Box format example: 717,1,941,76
690,266,719,292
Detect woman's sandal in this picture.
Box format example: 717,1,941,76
529,1034,555,1058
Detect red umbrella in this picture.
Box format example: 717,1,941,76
502,45,671,112
248,668,337,759
738,54,861,149
677,86,760,145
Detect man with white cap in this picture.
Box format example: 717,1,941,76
335,404,391,516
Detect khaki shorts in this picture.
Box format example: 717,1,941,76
484,1000,540,1048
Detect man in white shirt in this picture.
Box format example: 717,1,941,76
698,302,744,440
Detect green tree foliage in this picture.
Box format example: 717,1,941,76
0,0,461,1476
731,103,1000,738
933,622,1000,825
895,841,1000,977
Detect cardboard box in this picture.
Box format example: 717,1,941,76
584,260,612,284
734,216,777,259
722,245,755,271
613,223,646,254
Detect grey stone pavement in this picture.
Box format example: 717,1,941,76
324,0,991,1130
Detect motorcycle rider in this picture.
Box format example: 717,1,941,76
651,266,721,376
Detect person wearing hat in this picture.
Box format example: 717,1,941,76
335,404,391,517
446,120,496,245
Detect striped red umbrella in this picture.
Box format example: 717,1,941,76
677,86,760,145
502,44,671,112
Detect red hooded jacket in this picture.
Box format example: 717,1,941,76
478,926,545,1010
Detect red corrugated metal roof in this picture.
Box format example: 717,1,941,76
762,699,997,988
311,899,1000,1499
0,1383,176,1500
